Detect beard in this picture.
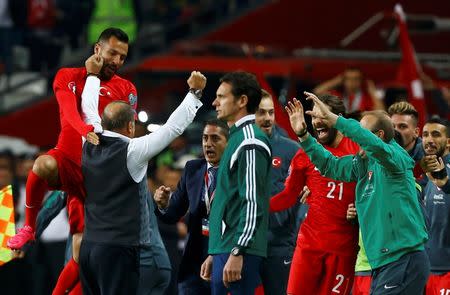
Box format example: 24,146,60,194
434,145,446,158
314,127,338,146
100,63,118,80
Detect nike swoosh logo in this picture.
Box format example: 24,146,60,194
384,284,398,289
283,260,292,265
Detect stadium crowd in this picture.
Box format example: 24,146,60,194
0,27,449,295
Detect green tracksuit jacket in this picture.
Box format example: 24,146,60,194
300,116,428,269
208,115,272,257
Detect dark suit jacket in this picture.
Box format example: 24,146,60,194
155,158,209,281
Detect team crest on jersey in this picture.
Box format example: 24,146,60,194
272,157,282,168
99,86,111,97
68,82,76,94
368,171,373,180
128,93,137,106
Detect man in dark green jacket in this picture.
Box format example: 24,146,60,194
201,71,271,295
285,92,429,295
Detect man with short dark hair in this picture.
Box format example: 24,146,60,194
255,90,301,295
202,71,272,295
9,27,134,249
8,27,137,294
286,92,429,294
79,70,206,294
421,117,450,294
154,119,229,294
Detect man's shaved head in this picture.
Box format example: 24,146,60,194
102,101,135,131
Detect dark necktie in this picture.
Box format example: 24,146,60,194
208,167,218,197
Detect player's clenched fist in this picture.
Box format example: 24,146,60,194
154,185,171,209
85,54,104,75
187,71,207,92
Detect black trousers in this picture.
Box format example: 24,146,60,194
260,255,292,295
138,264,171,295
80,240,140,295
370,250,430,295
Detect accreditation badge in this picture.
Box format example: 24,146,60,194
202,218,210,236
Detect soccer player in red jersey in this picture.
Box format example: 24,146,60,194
7,28,136,294
270,94,359,295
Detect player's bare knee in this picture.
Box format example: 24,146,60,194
33,155,58,178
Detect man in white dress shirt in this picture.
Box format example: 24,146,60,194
79,63,206,295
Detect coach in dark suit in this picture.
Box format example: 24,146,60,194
154,119,229,295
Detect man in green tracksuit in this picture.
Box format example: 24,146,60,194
200,71,272,295
285,92,429,294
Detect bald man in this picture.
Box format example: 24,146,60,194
287,93,429,295
79,71,206,295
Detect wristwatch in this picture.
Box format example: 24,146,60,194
189,88,203,99
231,247,243,256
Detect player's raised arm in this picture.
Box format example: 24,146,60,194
82,54,103,131
53,69,94,137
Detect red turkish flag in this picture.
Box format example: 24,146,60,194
394,4,426,128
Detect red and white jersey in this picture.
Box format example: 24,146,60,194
52,67,137,165
270,136,359,256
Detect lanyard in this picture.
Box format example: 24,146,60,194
204,170,215,215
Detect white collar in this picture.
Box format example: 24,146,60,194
102,130,131,142
234,114,255,127
207,162,220,170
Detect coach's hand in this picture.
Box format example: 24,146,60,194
86,132,99,145
154,186,171,209
223,254,243,288
200,255,213,282
85,54,103,76
187,71,207,92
